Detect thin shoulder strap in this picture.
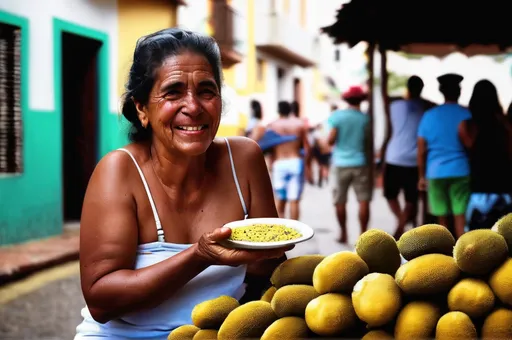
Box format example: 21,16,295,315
224,138,248,219
117,148,165,242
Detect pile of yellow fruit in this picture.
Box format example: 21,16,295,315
168,214,512,340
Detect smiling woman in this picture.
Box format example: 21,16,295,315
74,28,290,339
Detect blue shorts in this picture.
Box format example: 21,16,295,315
272,158,304,201
466,193,512,231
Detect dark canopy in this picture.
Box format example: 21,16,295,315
322,0,512,56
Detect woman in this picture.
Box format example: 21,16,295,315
459,80,512,231
75,28,291,339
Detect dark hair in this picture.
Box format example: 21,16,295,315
278,101,292,116
250,100,262,120
291,100,300,117
439,83,461,102
407,75,424,98
121,28,223,142
345,97,365,106
469,79,503,125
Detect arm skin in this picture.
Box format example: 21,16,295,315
417,137,428,189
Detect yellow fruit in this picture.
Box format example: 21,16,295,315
191,295,239,329
395,301,441,340
361,330,394,340
217,301,277,340
395,254,460,295
313,251,369,294
352,273,402,327
482,308,512,340
489,257,512,306
168,325,200,340
435,311,477,340
270,284,320,318
355,229,402,275
192,330,217,340
447,278,495,318
270,255,325,288
305,293,357,337
397,224,455,260
261,317,309,340
261,286,277,303
493,213,512,254
453,229,509,275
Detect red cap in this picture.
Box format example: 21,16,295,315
341,85,367,100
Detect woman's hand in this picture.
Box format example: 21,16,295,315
195,227,293,267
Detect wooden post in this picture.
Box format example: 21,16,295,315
366,43,375,187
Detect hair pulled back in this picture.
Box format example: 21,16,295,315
121,28,223,142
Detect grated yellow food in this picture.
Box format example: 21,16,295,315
229,224,302,242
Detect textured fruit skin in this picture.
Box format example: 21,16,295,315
192,329,218,340
489,257,512,306
305,293,357,337
481,308,512,339
355,229,401,275
313,251,369,294
397,224,455,260
394,301,441,340
447,278,495,318
168,325,200,340
361,330,394,340
261,316,309,340
191,296,239,329
352,273,402,327
270,284,320,318
493,213,512,255
217,301,277,340
261,286,277,303
435,311,477,340
395,254,460,295
270,255,325,288
453,229,509,275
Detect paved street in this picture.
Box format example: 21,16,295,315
0,180,397,340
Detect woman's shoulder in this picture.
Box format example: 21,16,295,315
93,143,147,183
213,137,264,166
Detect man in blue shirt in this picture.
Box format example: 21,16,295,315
417,73,471,239
327,86,372,244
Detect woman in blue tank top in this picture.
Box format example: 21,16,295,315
75,28,292,339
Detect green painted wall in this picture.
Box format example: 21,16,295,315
0,12,129,246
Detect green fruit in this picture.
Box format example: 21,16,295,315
270,255,325,288
447,278,495,318
270,284,320,318
394,301,441,340
397,224,455,260
395,254,460,295
217,301,277,340
493,213,512,255
261,286,277,303
355,229,401,275
352,273,402,327
361,330,394,340
453,229,508,275
191,295,239,329
168,325,200,340
435,311,477,340
305,293,357,337
489,257,512,306
313,251,369,294
261,317,309,340
192,330,217,340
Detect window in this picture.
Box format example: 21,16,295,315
0,23,22,174
256,58,264,82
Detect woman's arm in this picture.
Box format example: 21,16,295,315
79,151,211,324
458,119,476,150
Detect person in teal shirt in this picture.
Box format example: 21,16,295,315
417,73,471,239
327,86,372,244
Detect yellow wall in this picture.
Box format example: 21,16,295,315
117,0,177,95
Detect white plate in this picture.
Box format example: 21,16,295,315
219,218,315,250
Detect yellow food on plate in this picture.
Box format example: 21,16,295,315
228,224,302,242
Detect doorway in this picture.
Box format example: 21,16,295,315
61,32,101,222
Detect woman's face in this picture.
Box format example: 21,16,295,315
137,50,222,156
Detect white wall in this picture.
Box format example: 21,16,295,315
0,0,118,112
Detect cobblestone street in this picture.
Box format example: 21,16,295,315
0,180,397,339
